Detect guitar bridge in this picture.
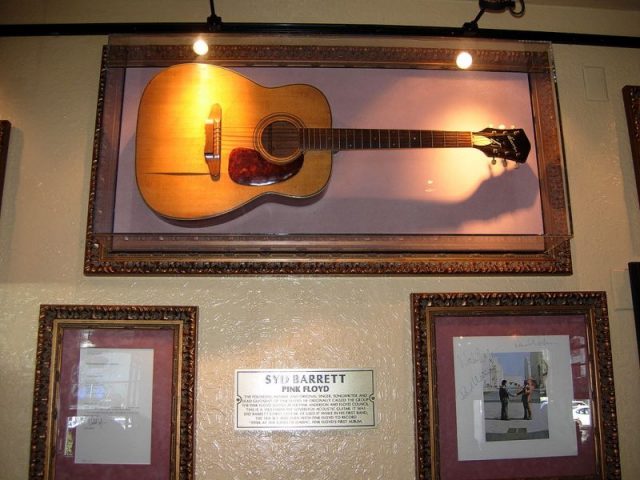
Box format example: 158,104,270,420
204,104,222,180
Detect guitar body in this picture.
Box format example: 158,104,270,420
136,63,332,220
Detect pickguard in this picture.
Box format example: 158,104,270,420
228,147,305,186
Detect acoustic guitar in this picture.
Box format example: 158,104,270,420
136,63,531,220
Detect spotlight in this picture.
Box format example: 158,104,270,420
456,51,473,69
193,38,209,56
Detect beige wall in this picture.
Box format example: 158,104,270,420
1,1,639,479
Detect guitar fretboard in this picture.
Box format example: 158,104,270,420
301,128,473,151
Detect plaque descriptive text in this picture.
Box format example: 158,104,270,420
235,369,376,430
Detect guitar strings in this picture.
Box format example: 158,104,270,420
198,127,474,147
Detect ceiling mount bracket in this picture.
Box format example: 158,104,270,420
207,0,223,31
463,0,526,35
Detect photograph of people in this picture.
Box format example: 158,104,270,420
499,379,513,420
483,352,549,442
517,379,533,420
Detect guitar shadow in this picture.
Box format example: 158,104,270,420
164,163,540,233
312,164,538,233
332,164,540,232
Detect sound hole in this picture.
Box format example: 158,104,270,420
260,120,301,161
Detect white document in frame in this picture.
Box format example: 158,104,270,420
74,348,154,464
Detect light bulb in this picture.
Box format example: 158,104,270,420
456,51,473,70
193,39,209,56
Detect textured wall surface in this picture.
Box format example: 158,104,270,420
1,1,639,479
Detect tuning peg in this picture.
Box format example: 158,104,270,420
502,158,507,168
491,158,497,165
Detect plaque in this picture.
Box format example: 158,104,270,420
235,369,375,430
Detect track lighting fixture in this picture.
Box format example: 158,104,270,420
207,0,223,31
463,0,526,34
193,0,222,54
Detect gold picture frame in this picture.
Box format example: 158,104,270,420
412,291,619,480
29,304,198,480
623,85,640,206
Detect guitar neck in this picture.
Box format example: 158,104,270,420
301,128,473,151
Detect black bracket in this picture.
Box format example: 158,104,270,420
207,0,223,32
463,0,525,35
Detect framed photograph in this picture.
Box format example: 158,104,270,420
623,86,640,206
29,305,198,480
85,34,571,275
0,120,10,215
412,291,620,480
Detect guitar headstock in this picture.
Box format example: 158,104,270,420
472,127,531,163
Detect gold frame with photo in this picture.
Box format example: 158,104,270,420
411,291,619,480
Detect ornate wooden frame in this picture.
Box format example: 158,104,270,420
29,304,198,480
623,86,640,206
411,291,619,480
0,120,10,215
84,35,572,275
